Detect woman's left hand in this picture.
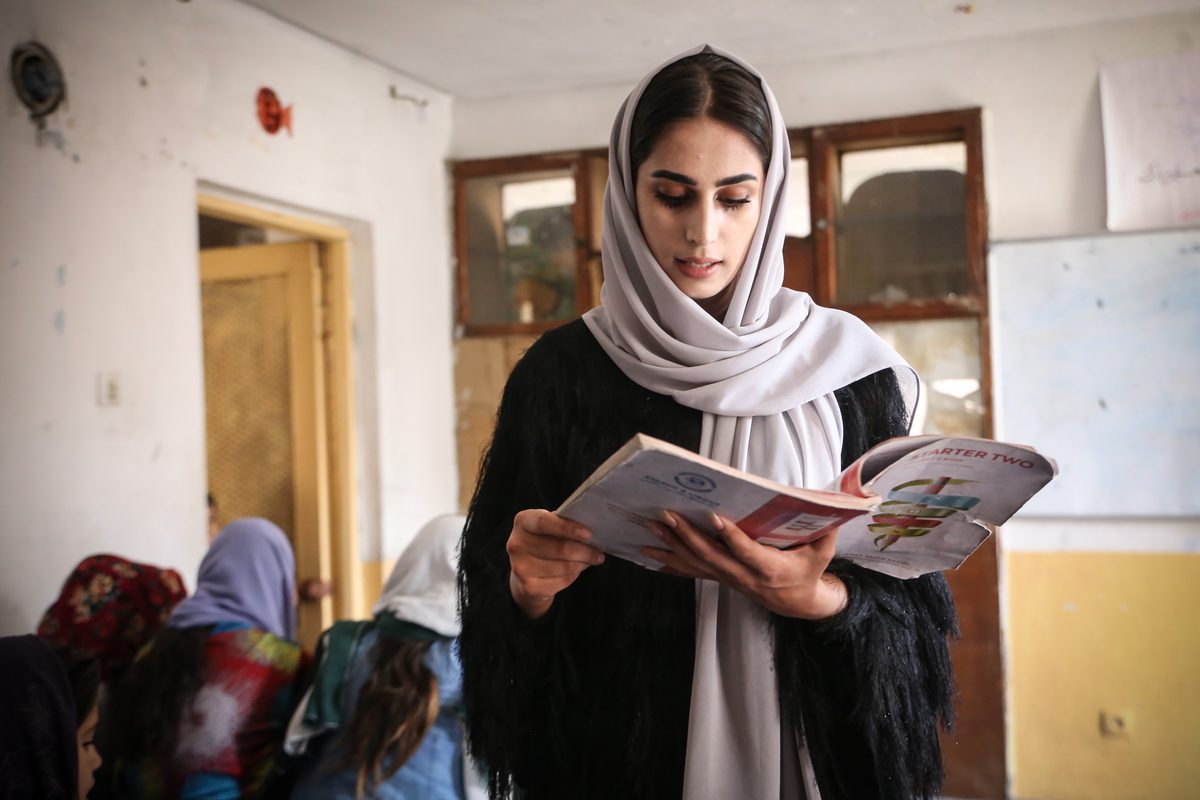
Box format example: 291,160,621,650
642,511,848,621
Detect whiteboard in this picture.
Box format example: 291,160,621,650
990,228,1200,516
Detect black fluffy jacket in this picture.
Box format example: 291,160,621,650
458,319,957,799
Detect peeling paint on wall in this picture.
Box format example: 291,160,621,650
35,128,81,162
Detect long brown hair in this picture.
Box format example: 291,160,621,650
336,637,439,798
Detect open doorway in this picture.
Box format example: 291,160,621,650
197,194,362,648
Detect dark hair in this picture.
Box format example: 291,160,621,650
629,52,772,180
49,644,101,725
336,638,439,799
108,625,211,759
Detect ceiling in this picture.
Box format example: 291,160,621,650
238,0,1200,100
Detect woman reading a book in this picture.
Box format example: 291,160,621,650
459,45,957,800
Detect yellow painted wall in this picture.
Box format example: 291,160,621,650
1006,552,1200,799
360,559,397,610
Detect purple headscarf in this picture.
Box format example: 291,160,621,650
169,518,297,640
0,635,78,799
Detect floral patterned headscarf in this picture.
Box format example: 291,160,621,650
38,554,188,684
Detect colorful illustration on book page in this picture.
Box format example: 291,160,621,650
869,476,980,551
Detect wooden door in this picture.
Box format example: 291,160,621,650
199,241,332,648
942,540,1006,798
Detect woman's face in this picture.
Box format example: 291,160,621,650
77,703,101,800
635,116,765,318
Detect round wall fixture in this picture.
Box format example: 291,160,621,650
10,42,66,119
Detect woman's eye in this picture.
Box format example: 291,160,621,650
654,190,690,209
720,197,752,210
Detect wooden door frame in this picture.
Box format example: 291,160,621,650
197,193,365,624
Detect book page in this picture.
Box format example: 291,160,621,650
835,439,1056,578
559,447,866,570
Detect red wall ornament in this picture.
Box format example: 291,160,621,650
256,87,292,136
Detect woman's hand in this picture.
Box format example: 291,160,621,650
642,511,848,620
507,509,606,619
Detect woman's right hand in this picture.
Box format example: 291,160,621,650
507,509,605,619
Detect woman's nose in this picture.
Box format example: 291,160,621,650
685,204,719,246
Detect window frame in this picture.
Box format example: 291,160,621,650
792,107,988,320
451,111,988,393
452,150,606,337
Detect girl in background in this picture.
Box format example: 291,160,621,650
50,644,105,800
0,636,102,800
287,514,473,800
38,555,188,686
110,518,305,799
39,555,187,800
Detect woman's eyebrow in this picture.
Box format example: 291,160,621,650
651,169,696,186
716,173,758,187
649,169,759,187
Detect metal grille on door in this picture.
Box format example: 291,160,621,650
201,275,296,543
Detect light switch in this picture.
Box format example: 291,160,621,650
96,372,121,407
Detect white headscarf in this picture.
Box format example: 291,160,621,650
583,45,912,800
284,514,467,761
373,514,464,638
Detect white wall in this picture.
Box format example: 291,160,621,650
0,0,457,634
453,11,1200,241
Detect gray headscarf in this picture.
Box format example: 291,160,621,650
169,517,297,640
583,44,912,799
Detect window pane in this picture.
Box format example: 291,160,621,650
869,317,984,437
837,142,968,305
589,155,607,248
464,170,577,325
785,157,811,238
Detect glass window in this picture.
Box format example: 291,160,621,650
869,317,984,437
836,142,968,305
589,155,608,249
785,157,811,238
463,170,577,326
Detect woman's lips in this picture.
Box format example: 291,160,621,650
675,257,722,279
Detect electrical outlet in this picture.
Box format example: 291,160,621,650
95,372,121,407
1099,709,1132,738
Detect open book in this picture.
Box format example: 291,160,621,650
556,433,1057,578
